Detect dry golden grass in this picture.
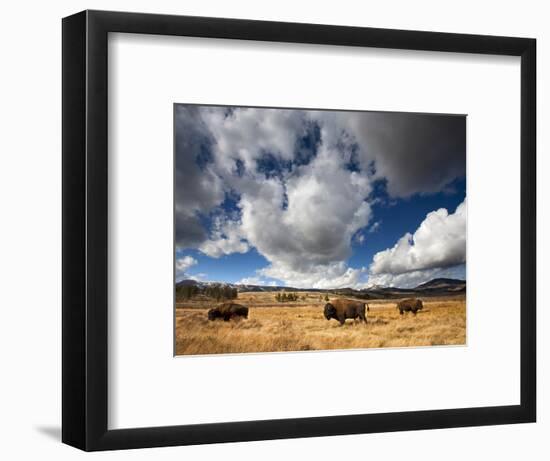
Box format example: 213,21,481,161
175,292,466,356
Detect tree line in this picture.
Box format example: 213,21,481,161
176,283,238,301
275,293,331,303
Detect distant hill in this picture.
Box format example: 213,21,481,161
175,277,466,300
414,278,466,293
415,277,465,289
175,279,203,288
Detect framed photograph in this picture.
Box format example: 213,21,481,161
173,103,467,356
62,10,536,451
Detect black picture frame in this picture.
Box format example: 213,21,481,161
62,10,536,451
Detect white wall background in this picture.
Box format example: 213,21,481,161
0,0,546,459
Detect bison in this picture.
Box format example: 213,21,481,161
396,298,423,315
324,299,368,325
208,303,249,321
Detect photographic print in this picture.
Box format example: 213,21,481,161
174,104,466,356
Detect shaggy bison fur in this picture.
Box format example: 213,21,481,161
324,299,368,325
396,298,423,315
208,303,249,321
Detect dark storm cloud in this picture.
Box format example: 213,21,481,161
174,105,224,249
345,111,466,198
175,212,207,248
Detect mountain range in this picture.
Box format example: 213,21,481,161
176,277,466,299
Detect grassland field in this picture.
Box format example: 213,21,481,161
175,291,466,356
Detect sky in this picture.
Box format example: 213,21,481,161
174,104,466,289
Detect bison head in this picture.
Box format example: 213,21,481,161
207,309,220,321
324,303,336,320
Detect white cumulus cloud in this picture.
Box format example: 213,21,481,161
237,276,277,286
198,215,249,258
369,198,466,278
192,107,373,286
201,107,306,175
366,264,466,289
259,262,366,289
175,255,198,279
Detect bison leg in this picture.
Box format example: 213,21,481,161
399,308,404,315
412,308,418,315
338,316,346,326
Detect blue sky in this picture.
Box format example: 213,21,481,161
175,105,466,289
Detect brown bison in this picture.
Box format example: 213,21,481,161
208,303,249,321
324,299,368,325
396,298,423,315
